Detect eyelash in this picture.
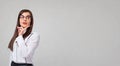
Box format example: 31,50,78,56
20,16,31,19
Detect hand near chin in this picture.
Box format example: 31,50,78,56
17,26,29,36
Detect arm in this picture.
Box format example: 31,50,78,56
16,32,40,58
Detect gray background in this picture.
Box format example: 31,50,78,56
0,0,120,66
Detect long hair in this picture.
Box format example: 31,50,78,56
8,9,34,51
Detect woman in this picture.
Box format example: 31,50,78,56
8,9,40,66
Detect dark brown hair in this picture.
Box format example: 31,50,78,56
8,9,34,51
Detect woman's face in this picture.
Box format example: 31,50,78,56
19,12,31,28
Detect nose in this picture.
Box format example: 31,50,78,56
23,17,27,21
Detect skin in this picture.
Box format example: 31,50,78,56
17,12,31,36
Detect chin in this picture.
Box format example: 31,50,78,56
21,25,27,28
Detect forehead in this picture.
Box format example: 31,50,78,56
21,12,31,16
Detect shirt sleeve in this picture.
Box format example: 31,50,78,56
15,32,40,58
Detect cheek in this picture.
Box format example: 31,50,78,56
27,22,30,26
27,20,31,26
19,19,23,25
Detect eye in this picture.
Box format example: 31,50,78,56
26,16,31,19
20,15,24,18
19,15,31,19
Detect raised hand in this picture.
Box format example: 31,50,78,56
17,26,28,36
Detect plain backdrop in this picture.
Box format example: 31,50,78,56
0,0,120,66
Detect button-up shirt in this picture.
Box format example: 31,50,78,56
10,32,40,64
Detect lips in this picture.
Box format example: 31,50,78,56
23,22,27,25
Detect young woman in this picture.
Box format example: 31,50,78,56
8,9,40,66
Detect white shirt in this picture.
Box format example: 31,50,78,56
10,32,40,64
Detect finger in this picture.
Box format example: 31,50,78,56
17,26,22,29
17,26,19,29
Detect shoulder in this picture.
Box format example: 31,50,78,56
32,32,40,35
30,32,40,39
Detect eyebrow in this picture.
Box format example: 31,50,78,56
20,15,31,16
